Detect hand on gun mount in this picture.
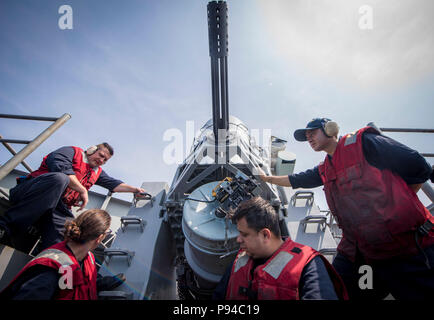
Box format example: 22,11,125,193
134,191,152,200
253,165,269,183
256,167,268,182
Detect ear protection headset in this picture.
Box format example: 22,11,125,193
86,145,98,155
322,120,340,138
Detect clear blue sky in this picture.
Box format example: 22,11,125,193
1,0,433,209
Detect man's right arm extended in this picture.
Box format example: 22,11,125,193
260,174,292,187
258,166,323,189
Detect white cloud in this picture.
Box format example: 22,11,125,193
259,0,434,89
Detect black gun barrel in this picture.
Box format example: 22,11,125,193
207,1,229,143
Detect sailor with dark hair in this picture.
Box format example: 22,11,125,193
0,143,146,253
213,197,348,300
258,118,434,299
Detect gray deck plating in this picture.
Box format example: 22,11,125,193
282,187,338,263
98,182,176,300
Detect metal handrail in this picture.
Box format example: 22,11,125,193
368,122,434,158
0,113,71,181
368,122,434,204
380,127,433,157
0,114,60,121
378,128,434,134
0,135,33,173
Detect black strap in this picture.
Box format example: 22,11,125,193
414,220,433,269
238,286,248,296
417,220,434,237
291,247,302,254
238,280,257,300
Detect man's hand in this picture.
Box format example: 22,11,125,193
133,188,149,199
113,183,148,196
133,187,146,194
68,174,88,211
254,167,292,187
255,167,268,183
77,189,89,211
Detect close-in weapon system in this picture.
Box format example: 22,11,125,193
96,1,338,300
0,1,342,300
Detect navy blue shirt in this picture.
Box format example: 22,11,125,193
45,146,123,191
2,244,88,300
213,255,338,300
5,267,106,300
8,265,59,300
289,132,433,188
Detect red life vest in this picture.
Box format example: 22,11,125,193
318,126,434,262
28,146,102,207
2,241,98,300
226,238,348,300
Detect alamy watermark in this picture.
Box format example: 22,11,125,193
58,265,73,290
359,5,374,30
162,120,271,173
358,264,373,290
57,4,373,31
58,5,73,30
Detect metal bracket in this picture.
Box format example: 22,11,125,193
320,209,334,227
98,291,133,300
103,248,135,266
319,248,337,259
133,192,154,207
290,191,314,207
120,216,146,233
300,215,327,232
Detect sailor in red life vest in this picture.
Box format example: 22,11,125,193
213,197,348,300
257,118,434,300
0,209,125,300
0,143,147,254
